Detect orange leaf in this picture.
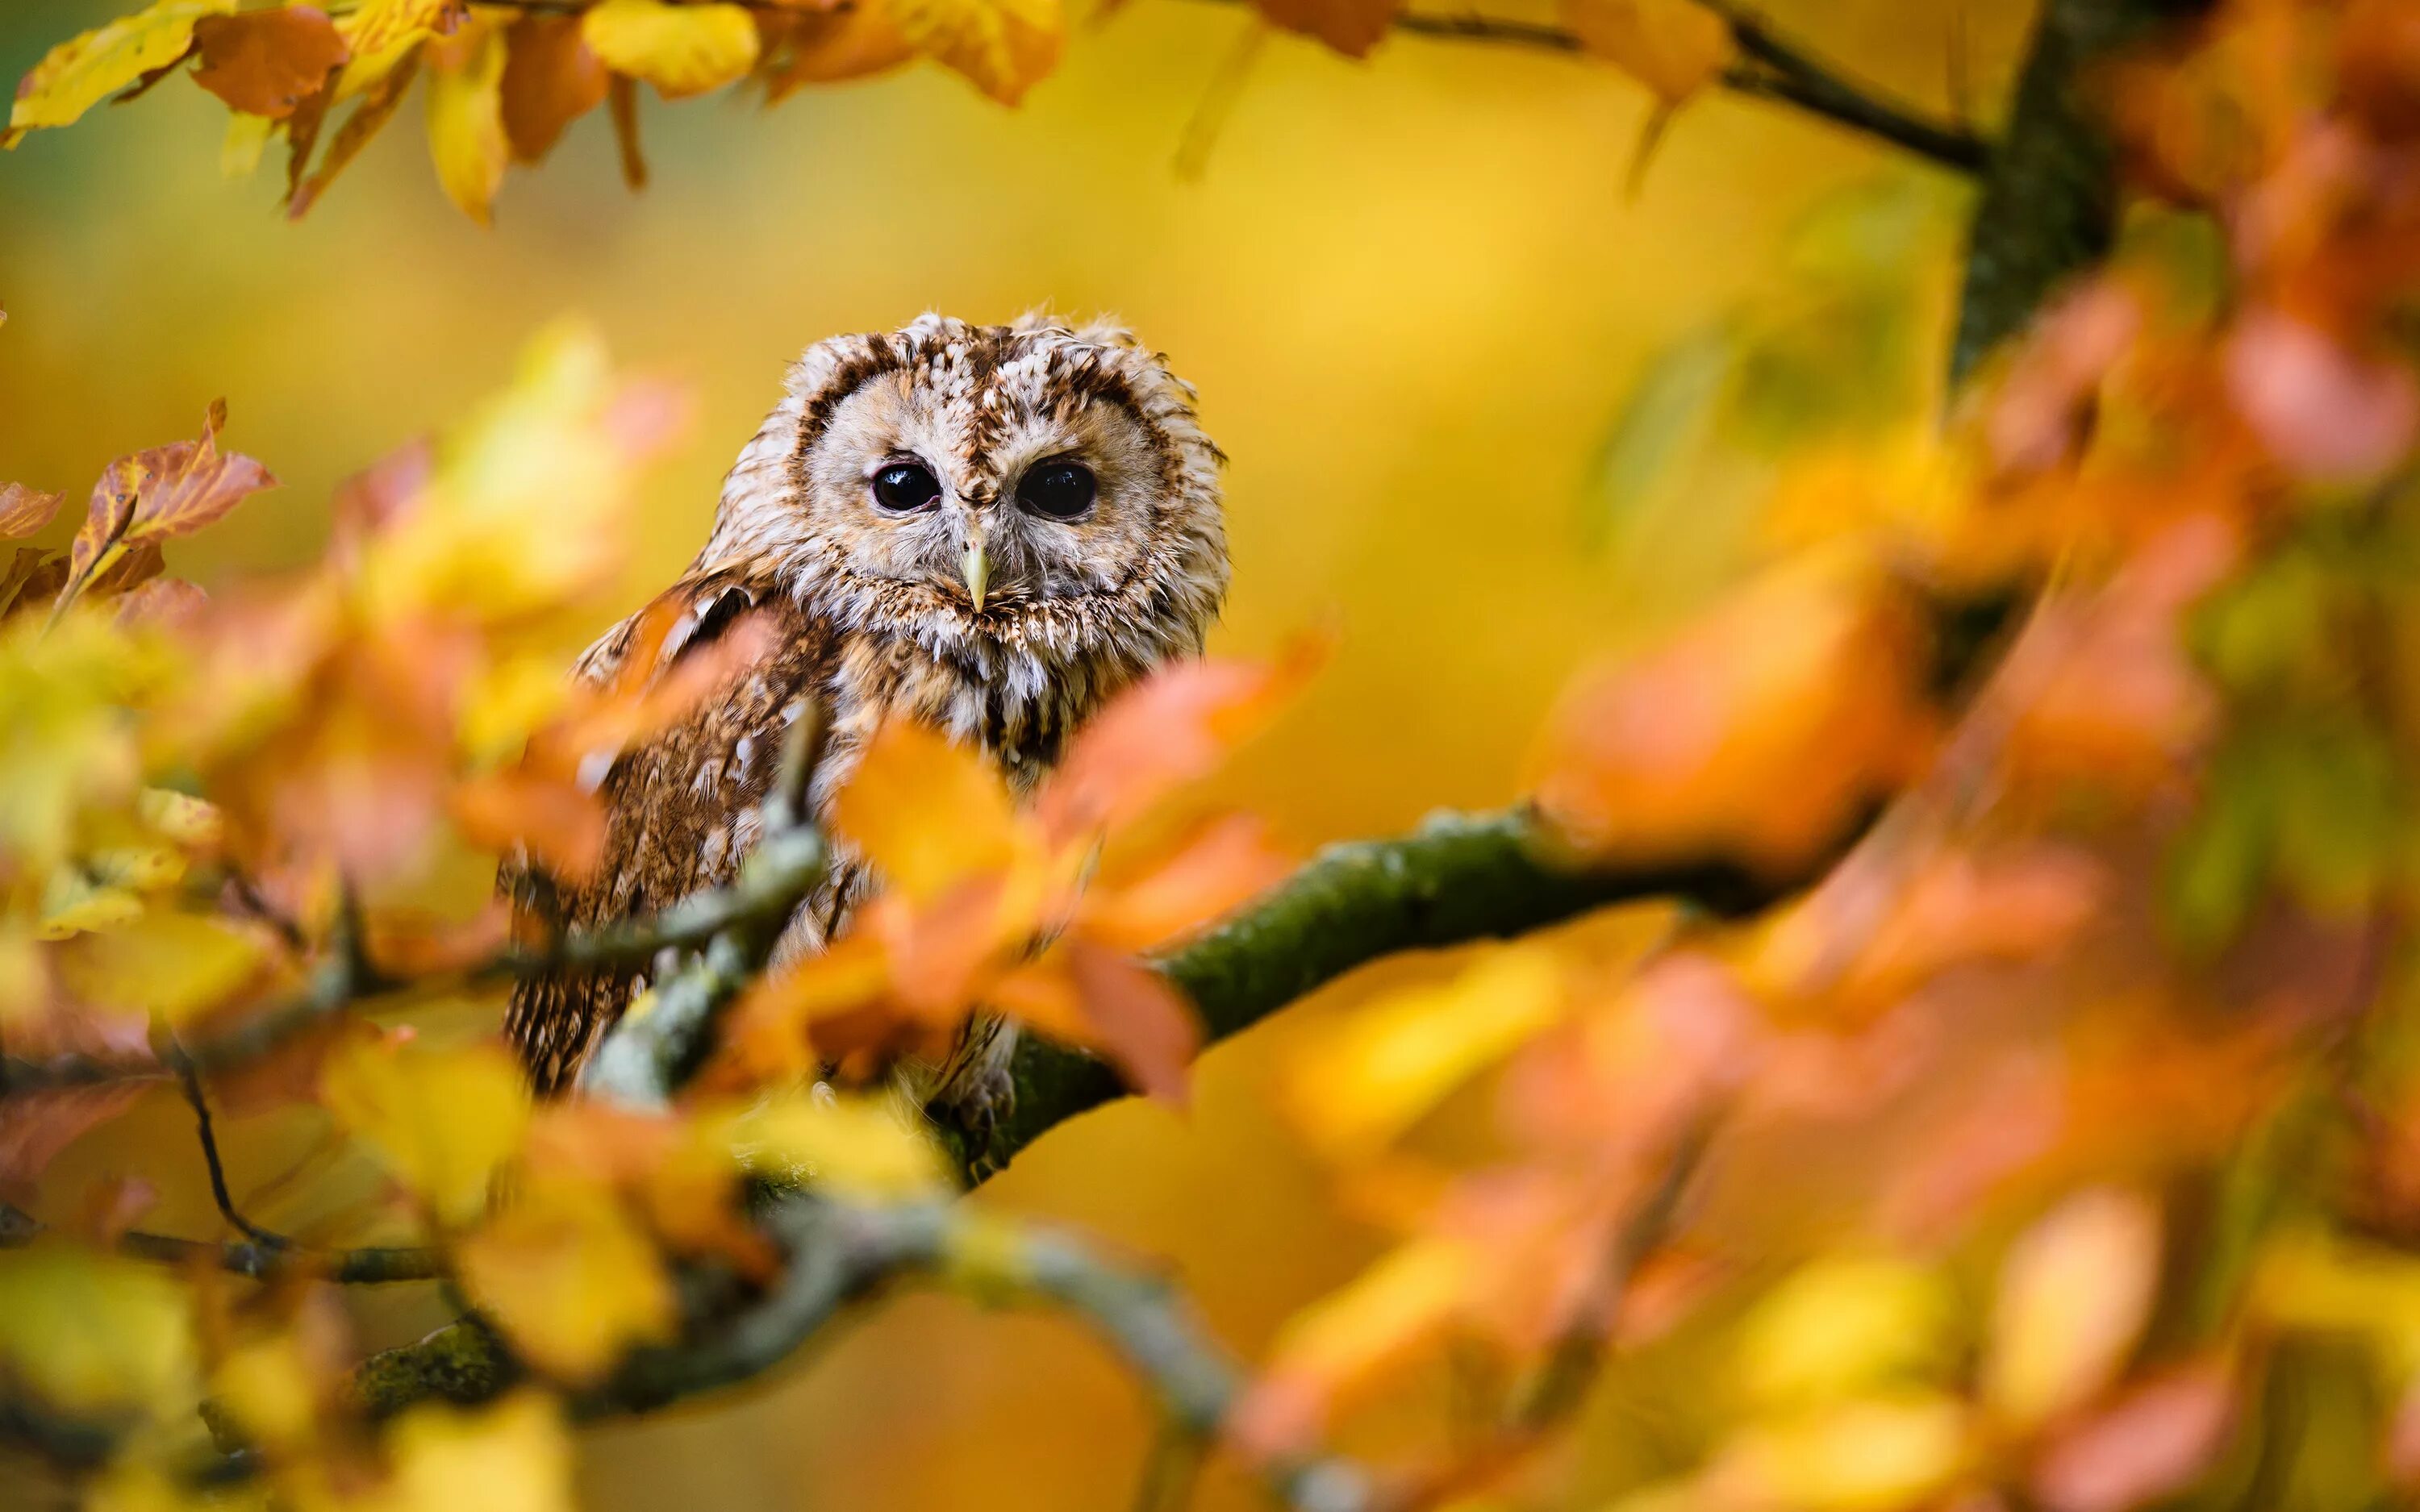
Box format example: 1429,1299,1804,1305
191,6,349,119
1531,564,1930,872
1037,643,1317,843
0,483,63,540
499,14,607,162
451,769,607,881
833,719,1024,904
65,401,277,607
992,941,1199,1102
1077,814,1288,954
758,6,916,100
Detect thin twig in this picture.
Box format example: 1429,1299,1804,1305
174,1058,287,1250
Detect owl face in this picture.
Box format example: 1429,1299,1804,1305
701,313,1229,684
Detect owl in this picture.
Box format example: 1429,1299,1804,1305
504,313,1229,1121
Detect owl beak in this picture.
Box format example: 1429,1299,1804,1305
960,523,991,614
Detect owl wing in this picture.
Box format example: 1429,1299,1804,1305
504,565,830,1093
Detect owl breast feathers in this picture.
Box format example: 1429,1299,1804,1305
505,312,1229,1098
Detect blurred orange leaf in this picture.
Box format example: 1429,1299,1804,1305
992,940,1200,1102
835,719,1024,905
1253,0,1400,59
1074,814,1288,954
1533,563,1930,872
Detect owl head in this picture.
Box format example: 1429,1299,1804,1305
700,312,1229,692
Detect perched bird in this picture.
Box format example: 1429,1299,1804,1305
504,313,1229,1122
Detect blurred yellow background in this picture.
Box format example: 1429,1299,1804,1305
0,2,2030,1506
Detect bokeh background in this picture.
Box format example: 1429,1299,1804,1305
0,3,2031,1506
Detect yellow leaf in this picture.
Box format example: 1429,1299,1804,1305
886,0,1063,104
3,0,236,147
335,0,457,98
54,907,264,1020
1557,0,1733,104
321,1036,530,1227
0,576,167,877
1707,1395,1971,1512
425,23,508,226
719,1089,946,1198
1282,946,1563,1160
382,1392,577,1512
0,1243,195,1412
832,719,1024,904
455,1177,674,1383
582,0,760,100
1984,1187,2163,1430
1738,1256,1958,1411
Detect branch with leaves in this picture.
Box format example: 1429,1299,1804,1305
0,0,1985,233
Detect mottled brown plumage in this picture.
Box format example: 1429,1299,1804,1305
506,314,1229,1106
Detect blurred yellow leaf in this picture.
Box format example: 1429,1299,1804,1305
425,23,509,227
211,1333,323,1450
320,1035,530,1227
582,0,761,100
1706,1395,1971,1512
54,907,264,1020
380,1392,576,1512
334,0,456,98
1984,1187,2163,1431
1558,0,1734,104
2,0,235,148
1738,1256,1959,1412
2255,1230,2420,1374
1235,1235,1470,1454
0,611,168,877
1283,945,1564,1160
456,1177,675,1383
720,1089,946,1198
833,719,1024,904
887,0,1063,105
0,1243,195,1412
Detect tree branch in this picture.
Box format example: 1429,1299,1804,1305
0,1201,444,1285
949,806,1825,1178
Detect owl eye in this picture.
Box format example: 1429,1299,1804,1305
1016,461,1096,521
871,461,941,512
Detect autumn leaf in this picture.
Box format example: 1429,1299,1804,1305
425,22,510,225
3,0,233,149
582,0,761,100
1281,945,1564,1160
1559,0,1736,104
499,14,609,163
887,0,1063,105
287,43,422,219
834,719,1025,904
0,483,63,539
758,6,919,100
1984,1187,2163,1431
1233,1235,1471,1454
1036,644,1318,843
456,1176,675,1383
1736,1256,1959,1411
380,1393,578,1512
0,1086,151,1203
1253,0,1401,60
60,400,277,612
0,1243,196,1413
1531,561,1931,871
1701,1396,1971,1512
1073,814,1288,953
2031,1363,2235,1512
721,1091,947,1198
52,907,268,1021
320,1035,530,1227
190,6,350,119
993,939,1201,1102
333,0,461,93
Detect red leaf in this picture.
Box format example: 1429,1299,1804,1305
191,6,350,119
66,401,277,604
